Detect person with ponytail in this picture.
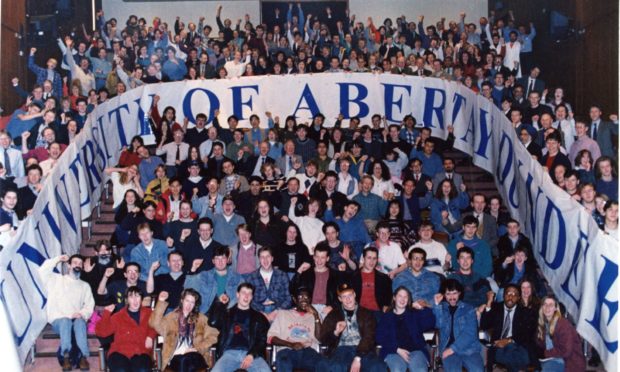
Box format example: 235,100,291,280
149,289,219,372
535,296,585,372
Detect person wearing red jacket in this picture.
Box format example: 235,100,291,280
155,177,186,224
96,286,157,371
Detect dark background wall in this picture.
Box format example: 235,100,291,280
1,0,27,113
492,0,618,117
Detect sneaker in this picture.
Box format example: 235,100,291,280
61,352,72,371
78,357,90,371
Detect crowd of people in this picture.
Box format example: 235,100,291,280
2,2,618,372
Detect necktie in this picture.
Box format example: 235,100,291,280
200,64,205,77
288,156,293,172
4,149,12,177
592,122,598,141
447,173,452,180
501,308,513,339
305,179,311,189
528,79,534,96
175,144,181,161
415,174,419,182
476,214,484,238
261,156,265,165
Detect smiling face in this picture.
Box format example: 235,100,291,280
338,289,356,310
394,288,410,311
445,289,460,306
542,297,558,319
236,286,253,309
503,286,520,308
168,253,184,273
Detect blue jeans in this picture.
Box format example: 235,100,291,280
384,350,428,372
211,349,270,372
316,345,387,372
541,358,565,371
442,352,484,372
276,347,324,372
493,343,530,372
51,317,89,357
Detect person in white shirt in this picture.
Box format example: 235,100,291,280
336,158,358,199
365,221,407,278
503,31,521,78
39,254,94,371
39,142,63,179
156,128,189,178
224,50,252,78
287,196,325,253
61,37,96,96
408,220,451,275
369,161,395,200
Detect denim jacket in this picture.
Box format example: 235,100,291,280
432,301,481,356
185,267,243,313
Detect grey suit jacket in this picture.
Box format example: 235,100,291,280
432,172,464,193
592,120,619,160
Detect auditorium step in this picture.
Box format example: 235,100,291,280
25,325,102,372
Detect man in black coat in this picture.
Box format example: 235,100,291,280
184,113,210,149
308,171,349,218
480,284,537,372
176,217,224,274
16,164,43,219
238,141,275,178
208,282,271,370
350,247,392,315
291,244,343,319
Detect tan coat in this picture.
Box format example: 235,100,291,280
149,301,219,367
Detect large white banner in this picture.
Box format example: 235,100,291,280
0,74,616,370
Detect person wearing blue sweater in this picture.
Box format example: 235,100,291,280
161,47,188,81
130,223,171,281
204,195,246,248
430,180,470,234
432,279,484,371
353,175,388,232
376,286,436,372
446,215,493,278
324,200,371,259
409,139,443,177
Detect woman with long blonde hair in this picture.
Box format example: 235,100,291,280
535,296,585,372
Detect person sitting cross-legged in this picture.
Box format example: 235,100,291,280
267,286,326,372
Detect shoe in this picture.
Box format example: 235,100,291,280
78,357,90,371
61,352,72,371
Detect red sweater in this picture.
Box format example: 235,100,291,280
96,306,157,358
